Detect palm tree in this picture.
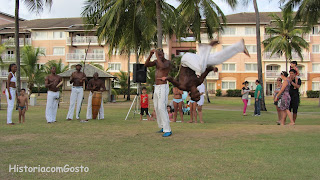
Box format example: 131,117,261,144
282,0,320,26
14,0,53,94
262,10,309,71
44,59,69,74
115,71,128,98
20,46,45,96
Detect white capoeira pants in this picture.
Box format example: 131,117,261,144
86,91,104,120
181,40,245,75
46,91,60,123
5,87,16,124
66,87,84,120
154,84,171,133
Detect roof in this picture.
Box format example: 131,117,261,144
224,12,283,25
58,64,115,78
0,11,25,21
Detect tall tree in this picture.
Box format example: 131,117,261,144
45,59,69,74
262,10,309,71
115,71,128,99
14,0,53,93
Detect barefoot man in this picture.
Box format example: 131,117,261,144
145,48,172,137
84,72,106,122
66,64,87,121
159,39,250,101
45,66,62,123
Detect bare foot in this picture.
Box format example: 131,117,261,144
243,113,247,116
187,121,193,123
209,40,219,46
194,121,198,124
242,39,250,57
200,121,204,124
289,123,295,126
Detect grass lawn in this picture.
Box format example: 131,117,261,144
0,96,320,179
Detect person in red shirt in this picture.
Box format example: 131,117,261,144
140,87,150,121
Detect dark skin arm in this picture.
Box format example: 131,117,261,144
70,72,75,84
197,66,217,86
7,73,12,99
100,80,106,92
145,50,156,67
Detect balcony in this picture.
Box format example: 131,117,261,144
263,52,310,61
66,53,105,62
1,38,31,46
1,54,15,62
265,70,281,79
0,70,9,77
263,34,310,42
206,72,219,80
67,36,103,46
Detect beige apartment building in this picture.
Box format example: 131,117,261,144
0,12,319,96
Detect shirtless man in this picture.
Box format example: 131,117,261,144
84,72,106,122
159,39,250,101
173,87,184,122
17,88,28,123
145,48,172,137
66,64,87,121
45,66,62,123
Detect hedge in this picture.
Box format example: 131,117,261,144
31,87,48,93
216,89,222,96
226,89,242,97
306,90,319,98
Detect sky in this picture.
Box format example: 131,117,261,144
0,0,283,20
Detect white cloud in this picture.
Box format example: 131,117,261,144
0,0,282,20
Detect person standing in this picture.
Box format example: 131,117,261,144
274,71,295,125
196,83,205,123
5,63,17,125
241,81,250,116
274,77,282,125
140,87,150,121
145,49,172,137
253,80,262,116
66,64,87,121
17,89,28,123
172,87,184,122
45,66,62,123
85,72,106,122
289,69,301,123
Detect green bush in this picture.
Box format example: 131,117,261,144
216,89,222,97
306,90,319,98
226,89,242,97
31,87,48,93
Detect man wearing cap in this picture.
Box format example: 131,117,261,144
66,64,87,120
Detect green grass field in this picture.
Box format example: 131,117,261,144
1,96,320,179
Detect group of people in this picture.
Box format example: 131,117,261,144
241,61,301,125
5,63,106,125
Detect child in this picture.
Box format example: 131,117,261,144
140,87,150,121
150,109,156,121
290,61,300,77
17,88,28,123
167,105,174,122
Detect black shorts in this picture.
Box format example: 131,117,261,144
289,97,299,114
140,108,149,115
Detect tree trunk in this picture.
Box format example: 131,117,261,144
15,0,21,94
156,0,163,48
285,54,288,72
204,79,210,103
253,0,267,111
127,53,131,101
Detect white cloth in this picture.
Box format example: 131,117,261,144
197,83,205,106
66,87,84,120
86,91,104,120
5,87,16,124
46,91,60,123
181,40,245,75
9,72,16,83
153,84,171,133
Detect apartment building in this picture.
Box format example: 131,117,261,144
0,12,319,95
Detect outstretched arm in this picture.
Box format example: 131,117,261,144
158,77,183,90
145,50,156,67
198,66,216,85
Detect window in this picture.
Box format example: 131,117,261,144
38,47,46,56
266,65,279,71
221,27,236,35
53,31,65,39
312,82,320,90
248,82,257,90
312,26,319,35
208,82,216,94
245,45,257,53
53,47,65,55
108,63,121,71
222,81,236,90
75,49,85,54
34,32,48,40
93,49,104,54
245,63,257,71
245,27,256,35
113,81,120,88
129,63,134,72
312,64,320,72
312,45,320,53
222,63,236,72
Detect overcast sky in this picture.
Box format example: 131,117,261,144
0,0,283,20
